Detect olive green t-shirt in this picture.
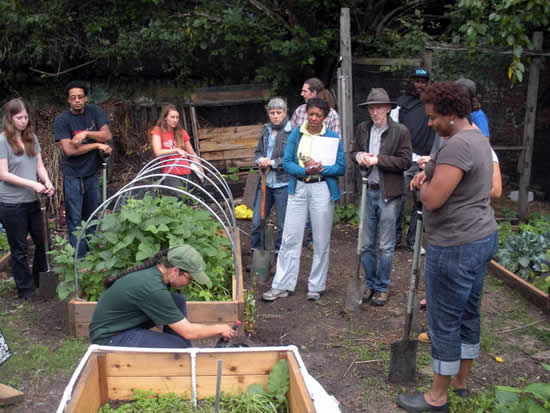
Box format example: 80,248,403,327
424,129,497,246
89,266,184,344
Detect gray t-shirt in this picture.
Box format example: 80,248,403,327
424,129,497,246
0,133,41,204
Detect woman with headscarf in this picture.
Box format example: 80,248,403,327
398,82,498,413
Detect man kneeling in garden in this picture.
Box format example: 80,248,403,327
89,245,235,347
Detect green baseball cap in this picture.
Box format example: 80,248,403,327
167,245,211,287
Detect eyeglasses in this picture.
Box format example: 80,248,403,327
68,95,86,101
179,269,193,281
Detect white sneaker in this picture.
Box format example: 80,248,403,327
420,247,426,256
306,291,320,301
262,288,289,301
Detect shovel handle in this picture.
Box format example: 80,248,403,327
259,167,270,220
39,196,51,272
403,206,424,339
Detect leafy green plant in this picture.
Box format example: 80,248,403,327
449,386,496,413
495,363,550,412
334,203,359,225
223,167,240,182
497,221,515,247
0,232,9,253
50,195,234,302
496,231,550,281
243,283,257,335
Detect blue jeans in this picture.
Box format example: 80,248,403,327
0,201,47,298
360,189,400,292
425,231,498,375
105,293,192,348
250,185,288,252
63,174,100,258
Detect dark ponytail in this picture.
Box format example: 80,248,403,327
104,249,172,288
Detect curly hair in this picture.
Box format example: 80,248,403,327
420,81,471,118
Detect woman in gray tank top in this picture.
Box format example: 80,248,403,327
398,82,498,413
0,98,54,299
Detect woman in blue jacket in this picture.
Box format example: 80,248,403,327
262,98,345,301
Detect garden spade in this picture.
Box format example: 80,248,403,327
250,167,272,282
388,201,424,383
38,197,58,300
344,176,368,312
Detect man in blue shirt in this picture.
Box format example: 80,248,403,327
54,81,112,257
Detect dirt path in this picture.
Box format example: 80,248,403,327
1,223,549,413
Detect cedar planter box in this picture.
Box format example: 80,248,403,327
57,346,316,413
489,260,550,314
67,233,244,338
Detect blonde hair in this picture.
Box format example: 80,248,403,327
2,98,36,157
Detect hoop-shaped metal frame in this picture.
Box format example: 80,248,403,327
73,184,241,301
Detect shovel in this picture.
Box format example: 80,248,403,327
344,176,368,312
38,197,58,300
388,200,424,383
250,167,272,282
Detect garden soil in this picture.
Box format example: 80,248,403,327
1,217,549,413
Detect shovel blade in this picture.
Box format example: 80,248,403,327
344,274,364,312
250,249,271,282
38,270,58,300
388,339,418,384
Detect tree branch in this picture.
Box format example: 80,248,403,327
248,0,292,32
29,58,98,78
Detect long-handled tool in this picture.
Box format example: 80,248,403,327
38,197,58,300
251,167,273,282
344,176,368,312
388,200,424,383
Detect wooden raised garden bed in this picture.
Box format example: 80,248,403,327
489,260,550,314
67,233,244,338
57,345,316,413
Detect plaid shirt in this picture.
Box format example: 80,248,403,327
290,104,341,135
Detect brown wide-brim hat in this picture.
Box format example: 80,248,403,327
358,88,397,108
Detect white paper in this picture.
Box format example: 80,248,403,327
310,137,339,166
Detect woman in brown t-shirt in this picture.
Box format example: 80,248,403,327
398,82,498,413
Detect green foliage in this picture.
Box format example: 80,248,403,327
496,213,550,282
448,0,550,83
243,283,257,335
99,360,290,412
223,167,240,182
0,278,15,297
0,232,9,253
334,203,359,225
495,364,550,412
49,195,234,302
449,386,497,413
496,231,550,281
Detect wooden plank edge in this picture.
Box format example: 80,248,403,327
0,383,24,407
489,260,550,314
286,351,315,413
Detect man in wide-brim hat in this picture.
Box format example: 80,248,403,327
352,88,412,306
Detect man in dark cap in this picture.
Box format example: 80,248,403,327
352,88,412,306
393,67,436,252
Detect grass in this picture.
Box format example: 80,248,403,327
1,301,88,388
449,387,497,413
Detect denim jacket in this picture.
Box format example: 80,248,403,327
254,120,292,185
